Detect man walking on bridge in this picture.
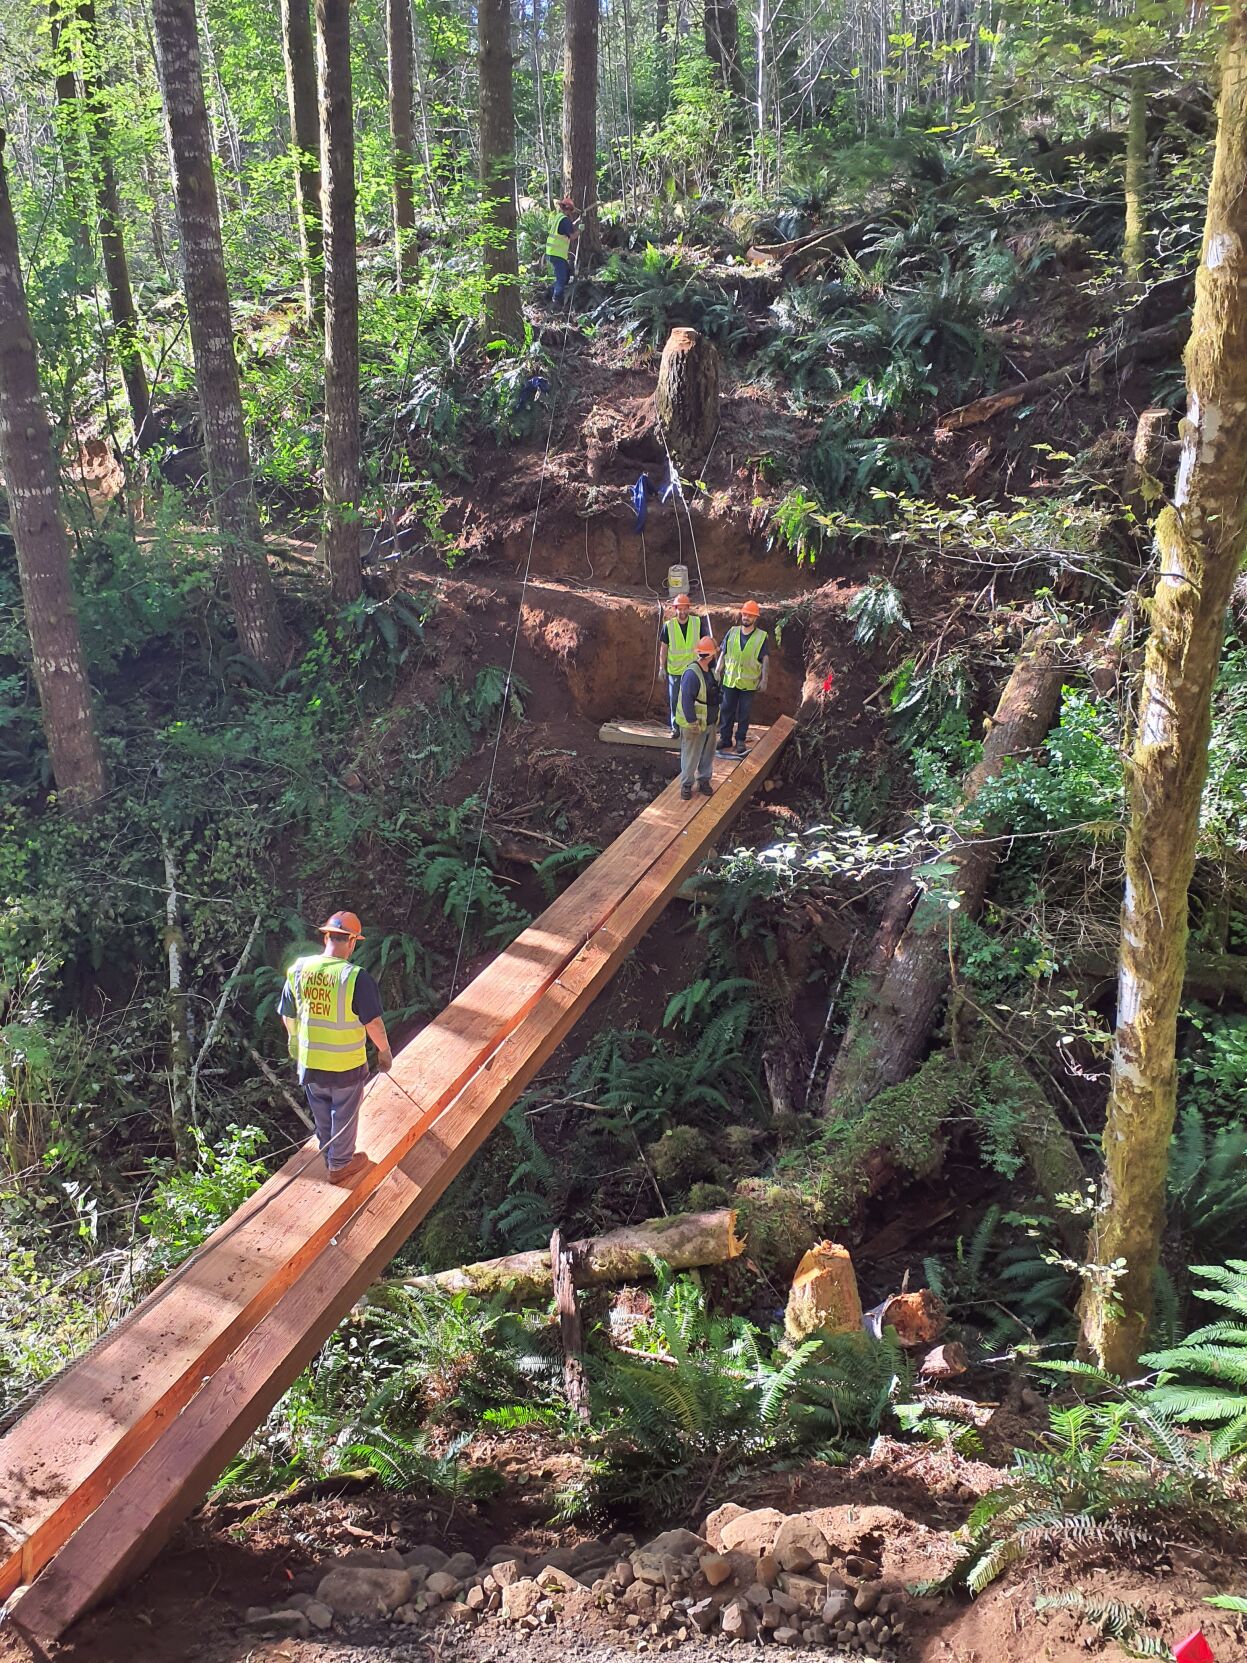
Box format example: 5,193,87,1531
716,600,769,757
279,911,393,1186
675,637,720,799
658,592,710,735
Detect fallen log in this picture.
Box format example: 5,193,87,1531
936,323,1183,433
745,215,880,271
395,1208,744,1303
1075,947,1247,1007
822,621,1068,1117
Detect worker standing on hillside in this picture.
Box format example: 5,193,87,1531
278,911,393,1186
546,195,578,304
675,637,721,799
658,592,710,735
716,600,769,757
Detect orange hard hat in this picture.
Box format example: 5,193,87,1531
696,637,717,655
558,195,576,211
674,593,691,608
741,600,761,618
319,910,364,940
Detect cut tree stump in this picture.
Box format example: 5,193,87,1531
656,327,719,473
397,1207,745,1302
784,1241,863,1342
551,1229,589,1421
865,1289,947,1347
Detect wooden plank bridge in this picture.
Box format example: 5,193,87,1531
0,717,793,1649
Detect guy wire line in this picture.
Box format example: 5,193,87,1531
448,226,585,1000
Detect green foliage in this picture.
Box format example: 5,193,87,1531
846,576,910,646
973,689,1123,838
589,245,744,350
1032,1593,1169,1659
1166,1110,1247,1263
1142,1261,1247,1457
923,1204,1075,1349
139,1125,270,1278
1178,1013,1247,1132
938,1389,1238,1595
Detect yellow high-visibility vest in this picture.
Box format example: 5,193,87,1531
675,665,710,730
664,616,702,676
722,626,767,691
545,210,571,260
288,952,366,1073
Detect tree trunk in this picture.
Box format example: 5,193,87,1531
0,130,107,811
478,0,523,339
1078,14,1247,1376
75,0,152,446
655,326,719,472
386,0,418,287
551,1229,590,1421
1123,67,1148,287
703,0,744,98
149,0,290,674
822,622,1067,1116
47,3,95,269
397,1208,744,1301
562,0,599,255
279,0,323,325
316,0,363,605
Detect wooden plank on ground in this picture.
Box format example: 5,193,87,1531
598,720,760,752
0,774,711,1602
8,718,794,1645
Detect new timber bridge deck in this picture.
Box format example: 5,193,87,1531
0,717,794,1649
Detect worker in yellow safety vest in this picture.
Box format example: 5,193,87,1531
715,599,769,757
546,196,578,304
278,910,393,1186
658,592,710,735
675,636,721,799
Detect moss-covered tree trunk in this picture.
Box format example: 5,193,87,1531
386,0,418,287
279,0,323,325
0,129,107,811
822,622,1066,1117
478,0,523,339
1123,68,1148,287
1078,14,1247,1376
316,0,362,604
150,0,291,673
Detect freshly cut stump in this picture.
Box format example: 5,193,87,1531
785,1242,863,1341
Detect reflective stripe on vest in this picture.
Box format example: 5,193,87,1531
675,664,709,730
722,626,767,690
290,953,366,1072
546,211,571,260
664,616,701,677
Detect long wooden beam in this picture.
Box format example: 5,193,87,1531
0,769,703,1602
4,719,793,1643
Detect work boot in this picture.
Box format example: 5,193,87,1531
732,744,748,758
680,783,693,800
716,745,734,757
328,1151,372,1186
697,781,713,796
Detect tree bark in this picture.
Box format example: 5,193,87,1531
149,0,290,674
551,1229,590,1421
0,129,107,811
279,0,324,325
47,2,95,270
703,0,744,99
655,326,719,472
1123,67,1148,287
386,0,418,287
316,0,363,605
74,0,153,446
822,622,1067,1117
478,0,523,339
561,0,600,255
398,1208,744,1301
1079,13,1247,1376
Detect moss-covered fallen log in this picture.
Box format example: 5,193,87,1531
396,1208,744,1302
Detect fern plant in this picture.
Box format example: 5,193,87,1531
1166,1109,1247,1263
1142,1260,1247,1457
846,576,910,646
1033,1593,1168,1659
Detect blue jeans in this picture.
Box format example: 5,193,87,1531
719,686,755,750
680,725,716,788
549,255,570,302
667,673,682,731
303,1073,365,1171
